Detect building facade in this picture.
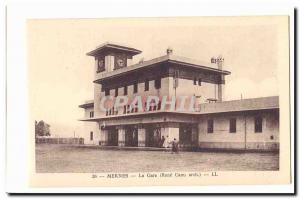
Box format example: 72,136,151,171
79,42,279,151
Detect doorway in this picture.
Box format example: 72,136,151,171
107,127,118,146
145,127,161,147
179,124,192,144
125,126,138,147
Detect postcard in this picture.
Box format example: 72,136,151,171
6,5,294,194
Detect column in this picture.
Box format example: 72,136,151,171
127,58,133,66
118,127,125,147
138,128,146,147
100,129,108,146
105,55,114,72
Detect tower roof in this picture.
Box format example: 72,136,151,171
94,53,231,83
86,42,142,56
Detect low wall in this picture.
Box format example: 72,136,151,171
36,137,84,145
198,142,279,152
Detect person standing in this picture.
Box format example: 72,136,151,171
174,138,179,153
171,138,179,153
163,135,169,148
160,136,166,148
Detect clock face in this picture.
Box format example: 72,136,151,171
117,59,124,67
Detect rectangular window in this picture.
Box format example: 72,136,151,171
124,86,127,95
145,79,149,91
155,78,161,89
105,89,110,96
115,88,118,97
198,78,202,86
127,105,130,114
89,111,94,118
133,82,138,93
229,118,236,133
90,131,93,141
255,116,263,133
123,105,126,114
207,119,214,133
193,77,197,85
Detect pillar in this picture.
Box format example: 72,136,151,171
105,55,114,72
138,128,146,147
100,129,108,146
118,127,125,147
127,58,133,66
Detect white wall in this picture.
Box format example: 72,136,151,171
81,121,100,145
168,78,218,104
198,111,279,149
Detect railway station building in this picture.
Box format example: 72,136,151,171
79,42,279,151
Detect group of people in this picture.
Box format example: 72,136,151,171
151,131,179,153
160,135,179,153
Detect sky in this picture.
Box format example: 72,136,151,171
27,17,284,137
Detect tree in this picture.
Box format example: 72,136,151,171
35,120,51,137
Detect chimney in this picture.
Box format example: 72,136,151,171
216,55,224,70
211,55,225,102
217,55,224,102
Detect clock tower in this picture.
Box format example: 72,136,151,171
86,42,142,73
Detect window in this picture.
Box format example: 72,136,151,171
207,119,214,133
229,118,236,133
255,116,263,133
133,82,138,93
105,89,110,96
193,77,197,85
127,105,130,114
89,111,94,118
115,88,118,97
123,105,127,114
198,78,202,86
90,131,93,141
157,100,161,110
155,78,161,89
124,86,128,95
145,79,149,91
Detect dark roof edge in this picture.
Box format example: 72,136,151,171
168,59,231,75
78,100,94,108
86,43,142,56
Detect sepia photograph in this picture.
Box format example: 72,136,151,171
4,10,291,190
30,17,284,175
3,0,297,194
